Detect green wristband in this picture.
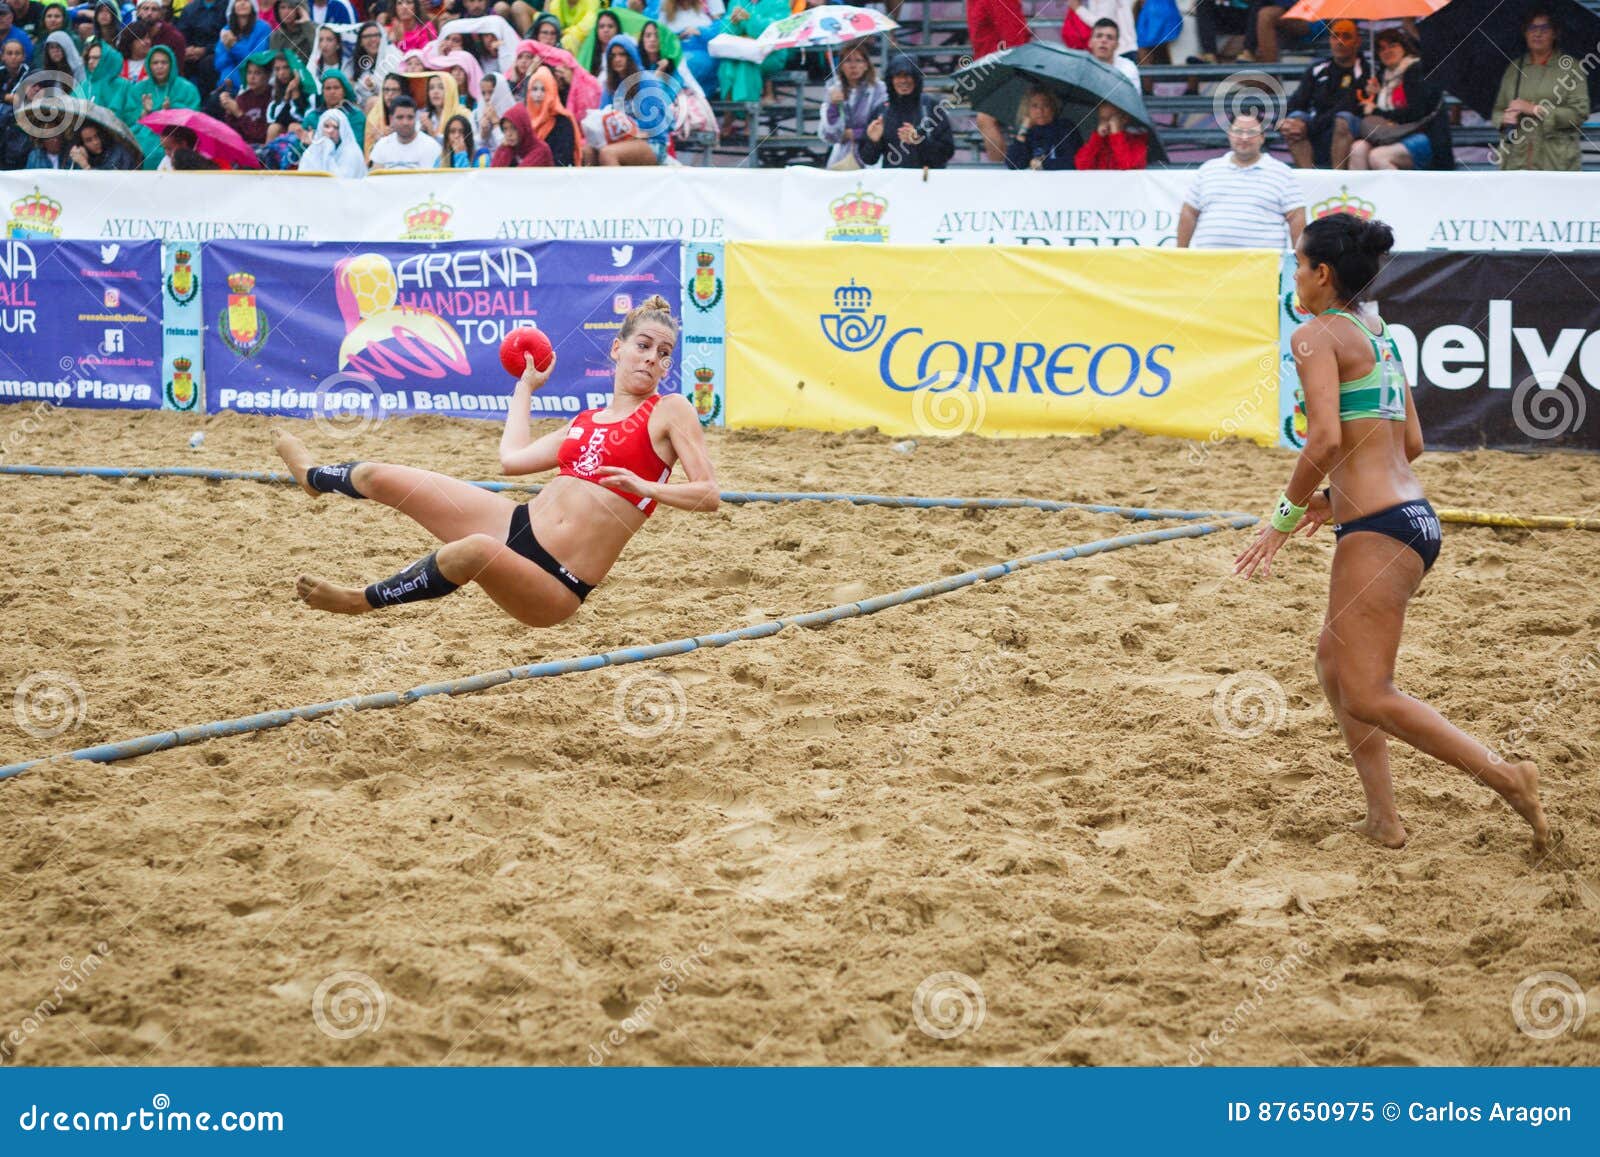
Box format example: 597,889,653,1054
1271,492,1307,533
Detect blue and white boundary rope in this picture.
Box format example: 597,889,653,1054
0,464,1250,522
0,515,1254,779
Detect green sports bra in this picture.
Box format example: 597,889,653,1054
1323,308,1408,422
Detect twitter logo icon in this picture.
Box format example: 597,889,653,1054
99,243,120,264
610,245,633,267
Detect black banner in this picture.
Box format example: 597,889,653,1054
1372,252,1600,452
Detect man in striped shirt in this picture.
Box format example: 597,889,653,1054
1176,112,1306,250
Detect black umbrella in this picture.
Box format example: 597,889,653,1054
1420,0,1600,117
950,42,1168,163
12,94,143,160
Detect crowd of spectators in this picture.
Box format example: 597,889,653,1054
0,0,747,171
0,0,1590,174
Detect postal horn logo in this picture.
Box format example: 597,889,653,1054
166,248,199,305
6,186,63,240
826,186,889,244
819,278,886,353
690,365,721,426
690,249,722,312
1310,185,1376,222
166,356,199,411
399,195,454,242
218,271,270,357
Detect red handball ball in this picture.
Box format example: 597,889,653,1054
500,327,554,378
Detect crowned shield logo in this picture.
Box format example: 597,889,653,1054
218,271,269,357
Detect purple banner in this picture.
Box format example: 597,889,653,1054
0,239,164,410
201,240,681,421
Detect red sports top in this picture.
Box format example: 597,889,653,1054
557,394,673,514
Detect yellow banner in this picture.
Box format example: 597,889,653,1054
725,244,1280,442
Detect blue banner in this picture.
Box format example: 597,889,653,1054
200,240,681,422
2,1067,1596,1152
159,244,204,414
679,241,726,427
0,239,163,411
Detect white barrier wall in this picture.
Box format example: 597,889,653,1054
5,169,1600,250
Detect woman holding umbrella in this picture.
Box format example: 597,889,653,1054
819,41,883,170
1349,26,1452,171
1492,6,1589,171
1004,87,1080,170
69,119,139,169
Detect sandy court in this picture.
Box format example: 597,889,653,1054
1,408,1597,1066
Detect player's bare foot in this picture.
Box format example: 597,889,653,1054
272,428,320,497
297,575,371,615
1498,760,1550,854
1348,815,1408,848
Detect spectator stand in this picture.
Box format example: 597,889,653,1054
700,0,1598,170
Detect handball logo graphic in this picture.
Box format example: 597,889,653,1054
1511,971,1586,1041
612,70,679,141
613,672,687,739
312,970,387,1040
334,253,469,382
912,971,986,1040
911,373,988,437
1211,671,1287,739
1511,373,1586,442
13,671,87,740
1210,70,1289,133
819,279,886,353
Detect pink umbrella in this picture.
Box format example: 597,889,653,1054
139,108,262,170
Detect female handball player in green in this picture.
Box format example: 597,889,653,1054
1234,213,1548,853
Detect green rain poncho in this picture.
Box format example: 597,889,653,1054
75,39,136,128
128,44,201,168
302,68,366,149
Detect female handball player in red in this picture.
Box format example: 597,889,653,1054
272,294,719,628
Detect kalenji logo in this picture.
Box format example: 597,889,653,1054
1386,301,1600,391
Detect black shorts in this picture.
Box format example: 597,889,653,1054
507,503,594,602
1334,498,1442,573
